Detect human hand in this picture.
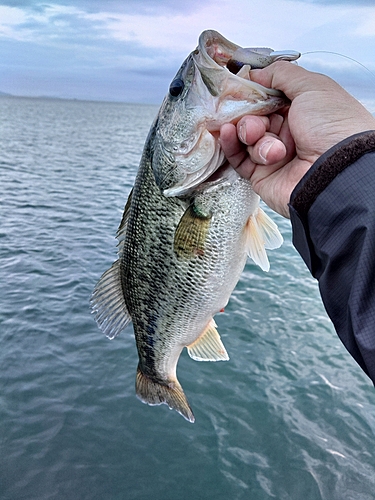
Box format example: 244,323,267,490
220,61,375,218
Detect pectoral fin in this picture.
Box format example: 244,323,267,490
187,319,229,361
174,204,212,259
245,207,283,272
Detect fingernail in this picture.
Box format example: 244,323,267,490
238,122,246,143
259,140,274,163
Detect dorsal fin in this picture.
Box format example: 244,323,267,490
187,319,229,361
116,188,133,258
244,207,283,272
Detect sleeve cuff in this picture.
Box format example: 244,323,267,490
290,130,375,220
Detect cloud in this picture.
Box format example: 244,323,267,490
353,12,375,37
1,4,111,39
0,0,211,15
0,3,189,102
0,4,179,65
0,1,224,100
1,0,375,104
291,0,375,4
301,52,375,87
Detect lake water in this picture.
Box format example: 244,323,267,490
1,96,375,500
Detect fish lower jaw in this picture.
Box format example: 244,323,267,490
163,168,218,197
164,162,239,197
200,162,239,189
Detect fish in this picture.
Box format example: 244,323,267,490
91,30,300,423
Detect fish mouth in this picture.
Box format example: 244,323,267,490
193,30,300,109
163,31,300,198
198,30,300,75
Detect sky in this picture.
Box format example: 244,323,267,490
1,0,375,108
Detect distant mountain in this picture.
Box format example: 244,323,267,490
0,91,12,96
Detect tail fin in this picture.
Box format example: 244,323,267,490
136,367,195,423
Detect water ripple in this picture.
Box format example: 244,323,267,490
1,96,375,500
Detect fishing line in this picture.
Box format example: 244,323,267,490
301,50,375,84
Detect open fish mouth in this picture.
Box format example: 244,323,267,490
201,30,300,71
195,29,299,100
162,30,300,198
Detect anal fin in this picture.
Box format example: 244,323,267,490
136,367,195,423
187,319,229,362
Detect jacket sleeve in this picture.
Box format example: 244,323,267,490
289,131,375,383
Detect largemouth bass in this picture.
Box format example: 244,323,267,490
91,30,300,422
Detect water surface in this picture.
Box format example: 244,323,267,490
1,96,375,500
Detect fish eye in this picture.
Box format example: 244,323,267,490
169,78,185,97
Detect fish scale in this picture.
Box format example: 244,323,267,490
91,30,300,422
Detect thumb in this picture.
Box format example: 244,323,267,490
250,62,328,101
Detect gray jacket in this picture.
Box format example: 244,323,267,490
289,131,375,383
